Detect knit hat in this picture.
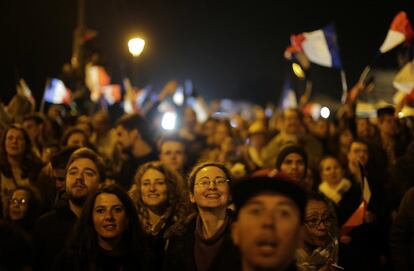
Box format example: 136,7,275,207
275,144,308,172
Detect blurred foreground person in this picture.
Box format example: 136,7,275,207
231,176,307,271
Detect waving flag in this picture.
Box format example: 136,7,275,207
85,65,111,102
290,24,342,69
340,163,371,236
102,84,121,105
279,77,297,109
44,78,71,104
17,79,35,106
380,11,414,53
393,61,414,94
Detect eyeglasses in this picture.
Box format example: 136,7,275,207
195,177,229,188
305,216,332,228
9,198,28,207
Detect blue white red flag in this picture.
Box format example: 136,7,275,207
102,84,121,105
43,78,71,104
279,77,297,109
290,24,342,69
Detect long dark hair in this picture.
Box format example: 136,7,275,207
0,124,43,180
65,184,145,269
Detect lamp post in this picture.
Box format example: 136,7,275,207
127,37,145,89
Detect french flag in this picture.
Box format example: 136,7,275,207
43,78,71,104
290,24,342,69
102,84,121,105
279,77,297,109
379,11,414,53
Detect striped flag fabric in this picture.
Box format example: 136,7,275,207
379,11,414,53
290,24,342,69
102,84,121,105
43,78,71,104
279,77,297,109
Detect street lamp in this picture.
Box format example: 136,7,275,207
128,37,145,57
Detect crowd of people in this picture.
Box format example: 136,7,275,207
0,77,414,271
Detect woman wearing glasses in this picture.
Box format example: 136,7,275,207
0,124,44,218
6,185,42,233
163,161,240,271
129,161,190,270
297,192,340,271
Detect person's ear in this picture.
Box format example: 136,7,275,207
189,191,195,203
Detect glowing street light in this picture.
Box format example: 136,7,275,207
320,106,330,119
128,37,145,57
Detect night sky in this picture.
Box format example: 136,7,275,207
1,0,413,107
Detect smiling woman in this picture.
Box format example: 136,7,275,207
163,161,241,271
54,184,148,271
129,161,191,271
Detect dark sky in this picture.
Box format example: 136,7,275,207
1,0,413,106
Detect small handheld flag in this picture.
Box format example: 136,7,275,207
290,24,342,69
379,11,414,53
43,78,71,105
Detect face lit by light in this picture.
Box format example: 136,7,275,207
93,193,129,246
190,166,230,210
140,168,168,208
232,193,303,270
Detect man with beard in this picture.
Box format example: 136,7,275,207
32,148,105,271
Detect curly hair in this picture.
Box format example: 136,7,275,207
130,161,191,234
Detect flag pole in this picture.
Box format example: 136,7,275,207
340,69,348,104
39,79,49,114
359,65,371,83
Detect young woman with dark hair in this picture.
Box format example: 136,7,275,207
0,124,43,218
54,184,148,271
